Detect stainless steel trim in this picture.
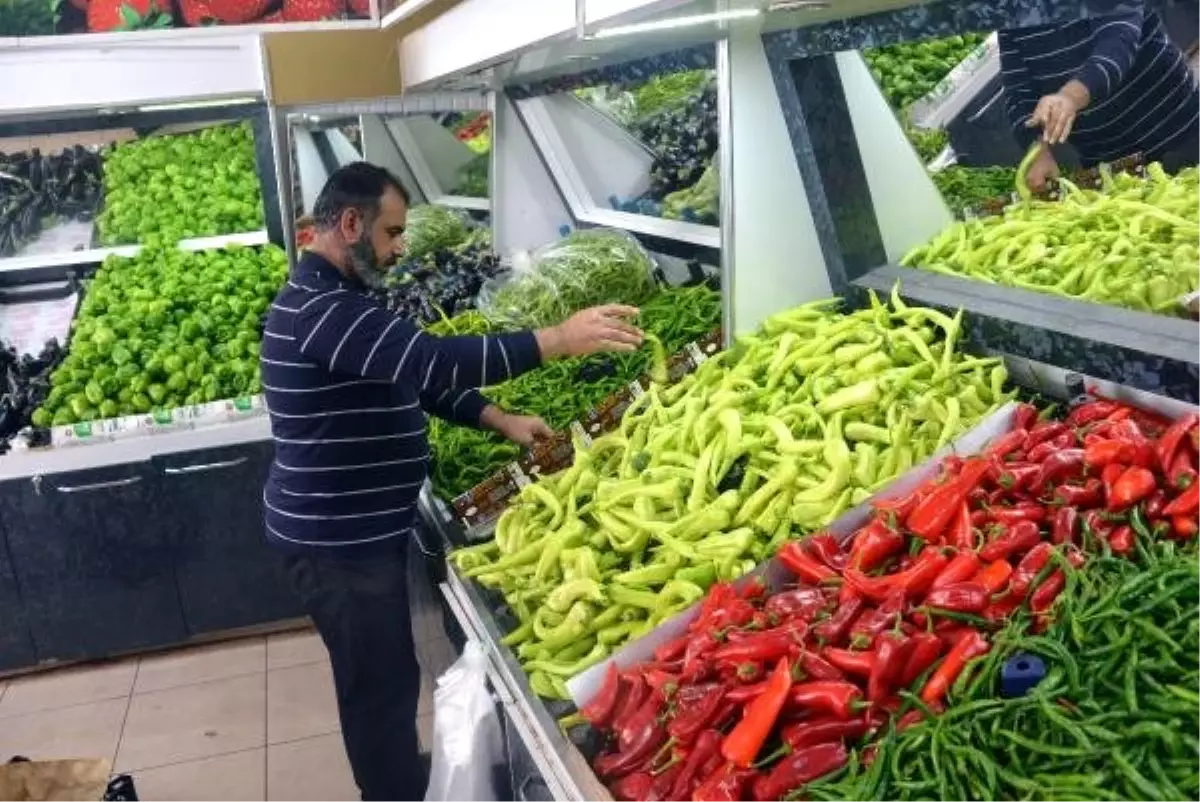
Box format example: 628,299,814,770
163,456,247,475
716,35,736,348
575,0,587,40
55,475,142,493
441,567,611,800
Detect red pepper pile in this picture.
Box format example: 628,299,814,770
581,399,1199,801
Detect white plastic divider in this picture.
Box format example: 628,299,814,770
566,400,1020,707
0,229,271,274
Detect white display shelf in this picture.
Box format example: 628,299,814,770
0,229,271,274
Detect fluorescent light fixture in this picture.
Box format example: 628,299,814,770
590,8,761,39
137,96,258,113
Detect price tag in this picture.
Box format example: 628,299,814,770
569,421,593,448
686,341,706,365
628,380,646,398
507,462,531,489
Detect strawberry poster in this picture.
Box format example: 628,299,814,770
0,0,369,36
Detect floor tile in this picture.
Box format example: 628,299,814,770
135,638,266,695
0,697,126,764
267,662,340,745
266,630,326,671
0,660,137,718
132,748,265,801
117,673,266,772
267,733,357,802
417,714,435,755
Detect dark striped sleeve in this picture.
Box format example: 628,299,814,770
1076,11,1145,103
998,32,1040,149
292,291,542,389
420,385,491,427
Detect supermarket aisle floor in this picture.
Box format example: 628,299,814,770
0,619,458,801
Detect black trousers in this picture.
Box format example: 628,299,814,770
283,543,427,801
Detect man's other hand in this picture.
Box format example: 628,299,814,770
1024,142,1061,192
537,304,643,359
1028,81,1089,145
482,409,553,447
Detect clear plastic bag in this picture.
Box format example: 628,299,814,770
478,228,656,329
424,641,504,802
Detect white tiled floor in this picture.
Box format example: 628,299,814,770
0,624,454,801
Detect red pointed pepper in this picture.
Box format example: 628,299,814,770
1054,479,1103,508
712,624,804,666
1107,524,1135,556
1171,515,1198,539
843,547,950,602
799,650,847,682
1027,420,1068,445
764,587,831,623
582,663,624,728
691,762,756,802
979,520,1041,562
1108,466,1157,511
1037,449,1086,488
1066,400,1119,428
986,428,1029,459
1013,403,1039,431
611,771,655,801
847,518,905,572
919,629,990,705
787,681,865,719
780,716,874,752
947,502,975,550
848,589,906,648
1158,413,1199,474
930,550,982,591
612,674,650,735
922,582,990,614
972,559,1014,593
897,631,943,688
721,658,791,767
1026,431,1075,464
751,742,848,802
907,459,990,542
1163,483,1199,517
812,594,864,645
669,729,723,802
822,647,875,678
868,631,911,703
985,503,1047,525
1168,449,1197,490
668,683,726,744
805,532,848,571
777,542,838,585
1008,542,1054,599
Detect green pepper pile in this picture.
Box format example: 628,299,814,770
805,538,1199,801
864,34,988,110
903,162,1200,316
480,228,657,329
33,244,287,427
452,290,1013,698
930,165,1019,212
97,122,264,246
428,285,721,500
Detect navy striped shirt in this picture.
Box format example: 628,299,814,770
261,252,541,554
999,8,1199,164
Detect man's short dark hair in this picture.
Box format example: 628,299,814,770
311,162,410,231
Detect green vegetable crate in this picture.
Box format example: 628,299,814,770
448,328,724,534
563,401,1022,703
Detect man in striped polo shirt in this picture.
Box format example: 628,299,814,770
999,1,1199,191
261,163,642,800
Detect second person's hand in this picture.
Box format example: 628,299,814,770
536,304,644,359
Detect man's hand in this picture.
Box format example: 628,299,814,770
1024,142,1061,193
536,304,643,360
1027,80,1090,145
481,406,553,447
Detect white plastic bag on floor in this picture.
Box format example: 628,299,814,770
424,641,503,801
